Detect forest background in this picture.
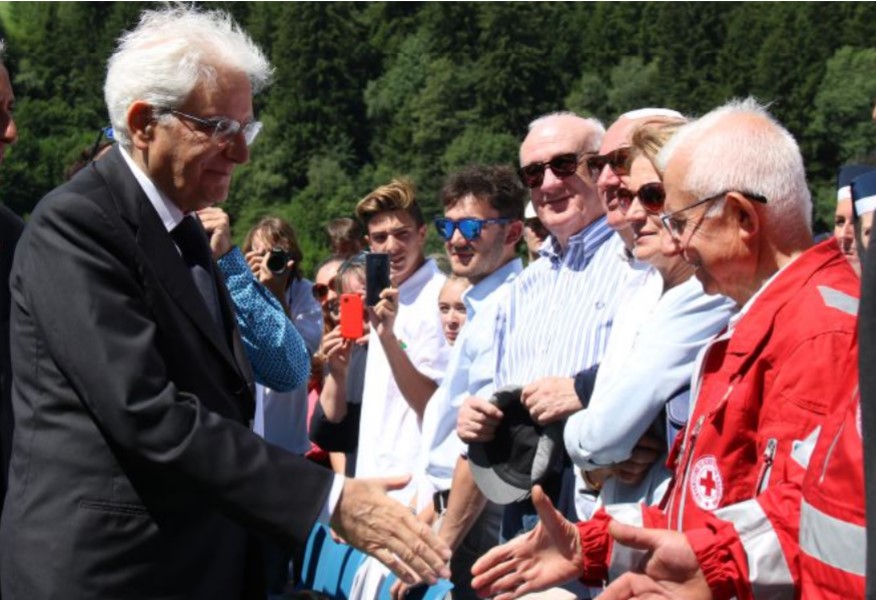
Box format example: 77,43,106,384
1,1,875,275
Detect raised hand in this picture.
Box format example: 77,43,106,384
607,521,712,600
470,485,583,600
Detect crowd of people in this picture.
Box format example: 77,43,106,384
0,5,872,600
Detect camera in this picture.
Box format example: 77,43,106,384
266,247,291,275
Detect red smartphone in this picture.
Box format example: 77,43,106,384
339,294,364,339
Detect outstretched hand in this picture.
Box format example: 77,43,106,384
330,476,451,585
606,521,712,600
470,485,583,600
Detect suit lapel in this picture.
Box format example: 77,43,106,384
93,148,242,373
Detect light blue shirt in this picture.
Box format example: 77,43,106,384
495,218,625,387
418,258,524,501
217,248,311,392
564,273,736,507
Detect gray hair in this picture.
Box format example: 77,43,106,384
659,98,812,245
526,111,605,155
104,6,273,148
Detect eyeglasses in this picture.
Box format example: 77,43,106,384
433,217,511,242
167,109,263,146
312,278,337,301
517,153,581,189
661,190,768,240
585,147,632,181
616,182,665,214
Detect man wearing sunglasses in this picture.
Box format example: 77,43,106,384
458,112,625,556
384,165,525,600
470,99,859,600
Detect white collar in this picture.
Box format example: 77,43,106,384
118,146,185,232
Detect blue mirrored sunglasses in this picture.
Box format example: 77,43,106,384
433,217,511,242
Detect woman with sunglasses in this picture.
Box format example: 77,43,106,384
564,121,737,514
310,253,370,478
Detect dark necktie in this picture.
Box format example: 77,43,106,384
171,216,224,330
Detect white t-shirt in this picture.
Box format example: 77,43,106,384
355,259,450,503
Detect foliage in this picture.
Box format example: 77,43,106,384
0,1,874,271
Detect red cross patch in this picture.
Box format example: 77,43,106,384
689,455,723,510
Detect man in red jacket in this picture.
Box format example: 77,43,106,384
470,98,859,600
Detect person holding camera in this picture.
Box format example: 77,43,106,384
241,216,324,456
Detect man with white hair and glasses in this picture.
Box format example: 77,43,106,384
469,98,858,600
0,7,448,599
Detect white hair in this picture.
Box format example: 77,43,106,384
526,111,605,155
105,6,273,148
621,107,684,120
658,98,812,245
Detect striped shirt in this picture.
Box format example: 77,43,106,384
495,216,625,387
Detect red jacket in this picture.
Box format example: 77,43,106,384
797,353,863,599
575,240,859,597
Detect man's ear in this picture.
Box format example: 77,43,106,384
730,192,760,243
127,101,156,149
505,220,524,246
364,234,371,251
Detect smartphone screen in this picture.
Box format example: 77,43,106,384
365,252,391,306
339,294,364,339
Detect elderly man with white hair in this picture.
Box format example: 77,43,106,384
469,98,858,600
0,7,449,599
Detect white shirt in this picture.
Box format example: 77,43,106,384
356,259,450,503
416,258,523,509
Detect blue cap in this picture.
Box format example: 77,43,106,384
837,164,875,203
851,171,876,218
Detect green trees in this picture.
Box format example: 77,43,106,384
0,2,873,271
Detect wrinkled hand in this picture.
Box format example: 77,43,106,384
607,521,712,600
613,432,663,485
196,207,232,258
389,504,440,600
470,486,583,600
330,476,451,585
457,396,504,443
369,287,399,339
520,377,581,425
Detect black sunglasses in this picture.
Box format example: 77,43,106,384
616,182,666,214
585,147,632,181
517,153,581,189
433,217,511,242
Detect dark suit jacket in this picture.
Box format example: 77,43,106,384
0,147,334,599
0,204,23,512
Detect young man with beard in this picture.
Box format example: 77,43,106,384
388,165,526,600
